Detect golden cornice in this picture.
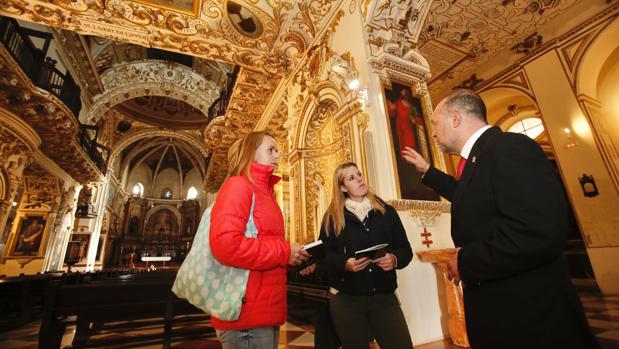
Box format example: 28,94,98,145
0,45,104,184
388,199,451,214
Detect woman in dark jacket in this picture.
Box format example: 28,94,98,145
319,162,414,349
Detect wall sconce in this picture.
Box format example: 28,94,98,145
358,88,369,109
564,128,577,149
579,174,599,197
347,78,360,90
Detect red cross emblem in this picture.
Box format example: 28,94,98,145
420,227,433,248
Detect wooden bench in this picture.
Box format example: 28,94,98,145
39,271,212,349
0,273,57,330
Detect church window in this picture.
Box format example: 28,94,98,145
187,186,198,200
162,189,173,199
132,183,144,197
508,117,544,139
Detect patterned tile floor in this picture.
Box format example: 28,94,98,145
1,291,617,348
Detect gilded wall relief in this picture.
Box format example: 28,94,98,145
296,99,345,242
365,0,433,62
0,0,342,77
203,68,282,191
0,46,103,183
369,0,431,40
89,60,220,125
0,124,33,204
22,176,60,211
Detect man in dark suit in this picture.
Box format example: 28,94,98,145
402,89,598,348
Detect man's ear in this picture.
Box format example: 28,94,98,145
450,109,462,128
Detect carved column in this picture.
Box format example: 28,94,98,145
85,180,106,270
45,184,80,271
418,249,470,348
0,124,34,260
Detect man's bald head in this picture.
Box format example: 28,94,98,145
441,89,487,123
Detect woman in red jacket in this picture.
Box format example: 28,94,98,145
209,131,310,349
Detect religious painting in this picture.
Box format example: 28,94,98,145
8,213,48,257
64,234,91,265
383,81,440,201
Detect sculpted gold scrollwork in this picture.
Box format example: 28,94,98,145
55,0,89,12
389,199,451,226
0,45,102,184
203,67,282,190
0,0,333,76
0,127,32,191
292,0,337,38
89,60,219,124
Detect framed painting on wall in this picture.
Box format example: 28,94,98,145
383,81,440,201
8,213,48,257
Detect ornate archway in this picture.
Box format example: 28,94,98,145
288,80,363,242
88,60,220,125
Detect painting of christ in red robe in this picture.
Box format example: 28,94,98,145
383,82,439,201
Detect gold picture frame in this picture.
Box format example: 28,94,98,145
6,211,50,258
382,80,440,201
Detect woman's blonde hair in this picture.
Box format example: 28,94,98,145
322,162,385,237
227,130,275,183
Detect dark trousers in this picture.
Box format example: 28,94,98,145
329,292,413,349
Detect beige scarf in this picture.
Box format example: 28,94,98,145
345,197,373,222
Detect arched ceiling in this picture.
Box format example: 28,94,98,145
115,96,208,130
120,137,207,182
89,43,233,129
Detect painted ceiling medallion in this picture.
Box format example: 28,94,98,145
226,1,264,39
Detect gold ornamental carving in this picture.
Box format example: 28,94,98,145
389,199,451,227
0,126,32,200
21,176,61,211
89,60,220,124
0,0,343,77
203,67,282,191
0,45,103,184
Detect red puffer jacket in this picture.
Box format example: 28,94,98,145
209,162,291,330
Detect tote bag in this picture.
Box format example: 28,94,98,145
172,195,256,321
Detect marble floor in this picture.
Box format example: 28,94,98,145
0,291,617,348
